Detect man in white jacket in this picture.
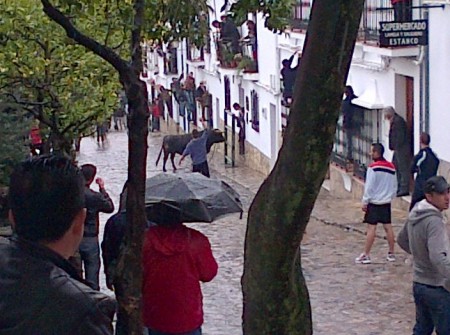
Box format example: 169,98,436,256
355,143,398,264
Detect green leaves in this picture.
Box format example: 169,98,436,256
0,0,120,150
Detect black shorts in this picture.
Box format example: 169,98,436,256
364,203,391,225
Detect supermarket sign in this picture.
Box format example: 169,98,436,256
379,20,428,47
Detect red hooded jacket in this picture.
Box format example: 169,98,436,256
142,225,218,333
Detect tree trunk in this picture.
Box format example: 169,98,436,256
114,72,149,335
242,1,364,334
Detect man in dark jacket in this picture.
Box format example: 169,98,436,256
281,52,300,105
410,132,440,210
80,164,114,290
1,155,115,334
384,106,411,196
341,85,358,161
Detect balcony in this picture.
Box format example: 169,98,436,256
215,37,258,74
291,0,422,45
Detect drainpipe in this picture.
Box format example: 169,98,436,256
424,8,430,134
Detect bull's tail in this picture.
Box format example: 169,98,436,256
155,144,164,167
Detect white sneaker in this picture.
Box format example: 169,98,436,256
355,253,371,264
386,253,396,262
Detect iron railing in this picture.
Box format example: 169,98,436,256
332,108,382,180
291,0,421,43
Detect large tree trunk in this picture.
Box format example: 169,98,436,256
242,1,364,334
115,72,149,335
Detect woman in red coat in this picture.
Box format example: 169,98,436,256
142,212,218,335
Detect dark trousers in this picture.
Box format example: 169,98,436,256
193,161,210,178
146,327,202,335
413,282,450,335
410,181,425,211
393,150,410,195
394,1,412,22
345,128,354,160
79,236,100,290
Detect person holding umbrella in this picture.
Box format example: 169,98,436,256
179,119,211,177
142,205,218,335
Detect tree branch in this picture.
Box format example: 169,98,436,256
41,0,130,76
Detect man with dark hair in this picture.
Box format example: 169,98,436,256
1,155,115,334
220,14,241,55
355,143,397,264
142,206,218,335
384,106,411,197
179,120,211,177
80,163,114,290
398,176,450,334
410,132,439,210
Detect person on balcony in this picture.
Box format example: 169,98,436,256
341,85,358,162
220,15,241,55
391,0,412,22
241,20,257,62
281,52,300,106
384,106,411,197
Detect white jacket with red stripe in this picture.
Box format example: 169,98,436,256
362,159,398,205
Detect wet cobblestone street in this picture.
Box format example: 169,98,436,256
78,129,415,334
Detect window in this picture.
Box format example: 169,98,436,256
251,90,259,132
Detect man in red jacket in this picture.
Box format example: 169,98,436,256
142,207,218,335
391,0,412,22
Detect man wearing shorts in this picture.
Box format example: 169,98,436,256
355,143,397,264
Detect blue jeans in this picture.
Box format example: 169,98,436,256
146,327,201,335
413,282,450,335
79,236,100,290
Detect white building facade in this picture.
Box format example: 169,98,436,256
143,0,449,199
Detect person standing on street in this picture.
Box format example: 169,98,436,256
142,206,218,335
1,155,115,334
179,119,210,178
355,143,397,264
397,176,450,334
410,132,439,211
80,163,114,290
341,85,358,162
233,103,246,155
384,106,411,197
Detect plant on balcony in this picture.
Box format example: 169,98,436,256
237,55,257,73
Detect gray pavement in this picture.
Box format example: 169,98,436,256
78,129,415,335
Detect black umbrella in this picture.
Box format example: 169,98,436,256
144,173,243,223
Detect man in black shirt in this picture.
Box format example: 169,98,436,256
80,164,114,290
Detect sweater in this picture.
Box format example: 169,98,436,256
362,159,397,205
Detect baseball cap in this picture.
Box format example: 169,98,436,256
424,176,450,194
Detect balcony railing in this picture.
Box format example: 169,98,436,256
291,0,421,44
